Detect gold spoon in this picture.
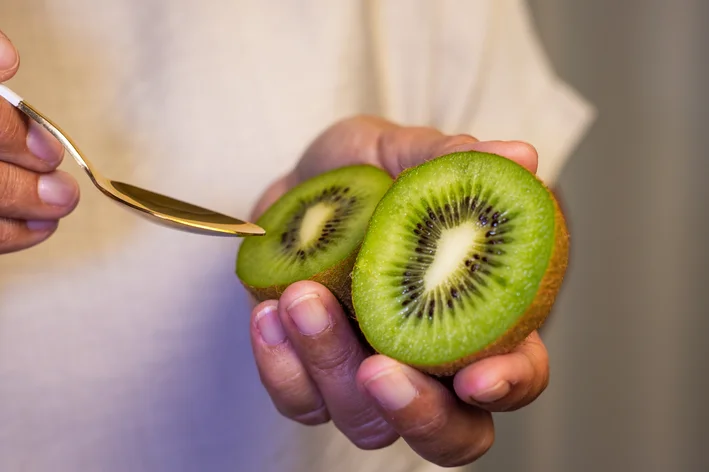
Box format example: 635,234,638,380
0,84,266,237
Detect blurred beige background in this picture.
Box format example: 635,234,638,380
468,1,709,471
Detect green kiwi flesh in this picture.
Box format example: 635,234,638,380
236,165,393,311
351,151,569,376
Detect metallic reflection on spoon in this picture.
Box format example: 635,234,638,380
108,181,266,236
0,84,266,237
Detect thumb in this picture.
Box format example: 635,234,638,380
296,116,538,182
375,125,538,177
256,116,539,220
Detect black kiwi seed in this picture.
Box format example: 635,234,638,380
278,185,364,260
398,191,515,318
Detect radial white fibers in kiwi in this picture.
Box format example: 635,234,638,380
351,151,569,376
236,165,393,308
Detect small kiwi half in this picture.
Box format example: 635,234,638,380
351,151,569,376
236,165,393,312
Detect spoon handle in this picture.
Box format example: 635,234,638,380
0,84,103,186
0,84,21,106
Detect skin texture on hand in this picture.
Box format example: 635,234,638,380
0,30,80,254
248,116,551,467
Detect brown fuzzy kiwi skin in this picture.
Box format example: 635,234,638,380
239,247,359,316
406,190,570,377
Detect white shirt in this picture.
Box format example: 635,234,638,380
0,1,594,471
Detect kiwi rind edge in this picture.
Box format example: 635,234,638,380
386,192,569,377
241,247,359,316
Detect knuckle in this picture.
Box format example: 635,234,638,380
260,368,313,402
265,368,310,396
288,405,330,426
343,409,399,451
0,164,22,210
0,218,20,246
401,410,449,441
435,134,476,154
0,102,23,151
348,416,398,450
352,432,398,451
308,342,359,376
260,369,329,426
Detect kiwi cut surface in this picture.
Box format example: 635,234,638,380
236,165,393,311
351,151,569,376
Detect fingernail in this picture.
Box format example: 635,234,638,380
255,306,286,346
470,380,511,403
38,172,77,207
26,220,58,232
287,293,330,336
27,121,64,164
0,33,18,70
364,367,418,411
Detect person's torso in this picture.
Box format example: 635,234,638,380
0,1,498,471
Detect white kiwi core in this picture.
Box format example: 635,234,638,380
423,222,484,291
299,202,335,246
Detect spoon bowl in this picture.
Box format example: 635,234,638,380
0,84,266,237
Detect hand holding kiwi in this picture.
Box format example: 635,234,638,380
241,116,560,467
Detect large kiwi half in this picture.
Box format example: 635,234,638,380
351,151,569,376
236,165,393,312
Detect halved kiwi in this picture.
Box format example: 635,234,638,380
236,165,393,312
351,151,569,376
